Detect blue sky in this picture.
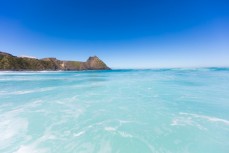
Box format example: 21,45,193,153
0,0,228,68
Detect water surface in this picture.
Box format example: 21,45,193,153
0,68,229,153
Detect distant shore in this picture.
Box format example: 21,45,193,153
0,51,110,71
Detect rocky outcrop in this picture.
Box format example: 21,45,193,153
0,51,110,71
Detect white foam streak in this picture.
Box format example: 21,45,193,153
73,131,85,137
104,127,116,132
118,131,133,138
0,87,56,95
0,111,28,149
180,112,229,125
14,145,47,153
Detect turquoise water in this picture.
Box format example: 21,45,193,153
0,68,229,153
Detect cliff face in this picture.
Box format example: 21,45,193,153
0,51,110,71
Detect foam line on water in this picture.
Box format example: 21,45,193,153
180,112,229,125
0,87,56,95
73,131,85,137
13,143,48,153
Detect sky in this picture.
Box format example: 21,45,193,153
0,0,229,68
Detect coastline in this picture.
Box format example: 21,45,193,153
0,51,111,71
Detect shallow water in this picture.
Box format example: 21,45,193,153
0,68,229,153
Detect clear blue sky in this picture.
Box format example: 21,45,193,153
0,0,228,68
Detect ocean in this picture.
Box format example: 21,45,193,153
0,68,229,153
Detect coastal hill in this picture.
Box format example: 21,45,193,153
0,51,110,71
